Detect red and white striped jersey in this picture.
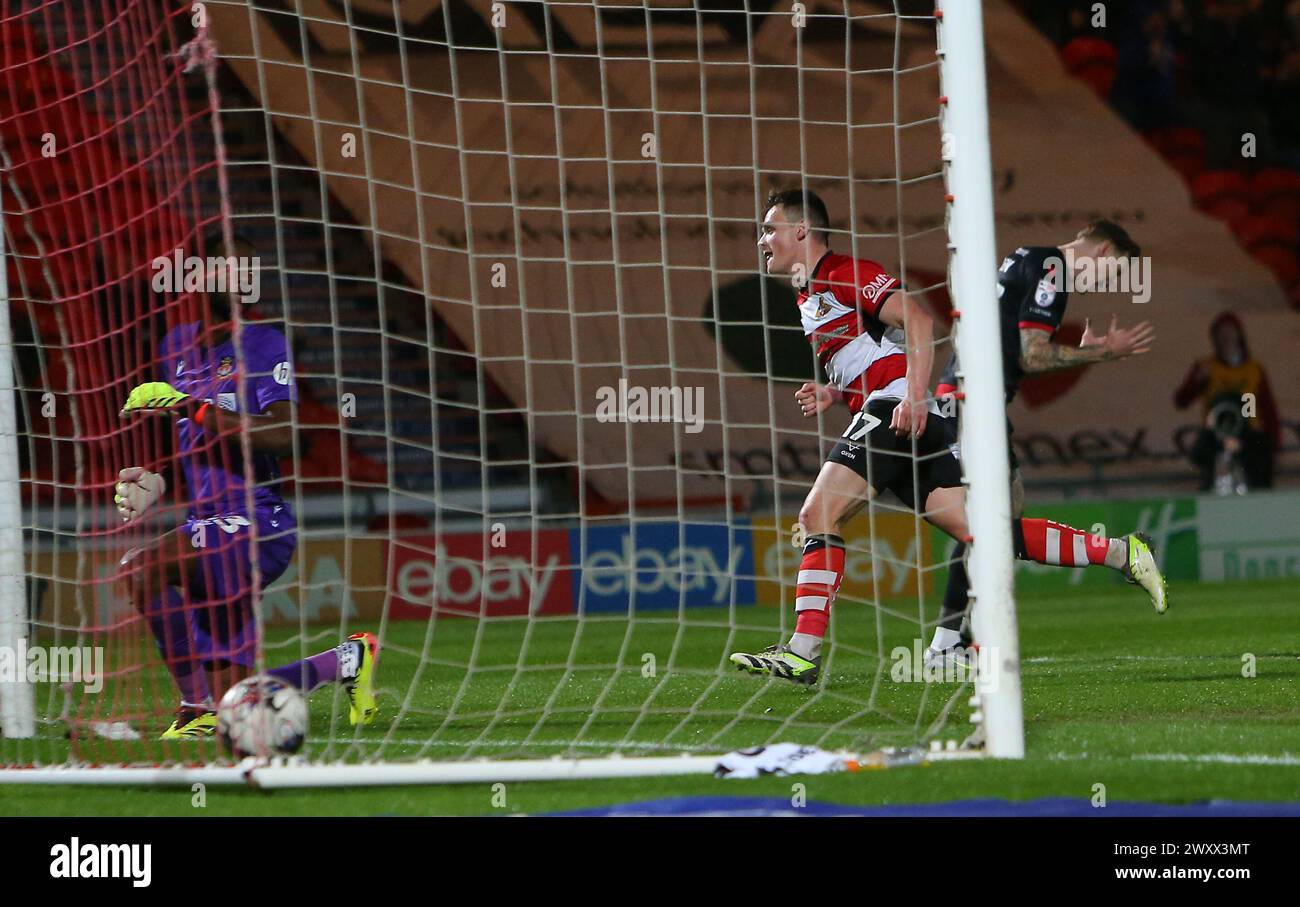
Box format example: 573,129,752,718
796,252,905,412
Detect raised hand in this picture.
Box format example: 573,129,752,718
1103,316,1156,359
1080,315,1155,359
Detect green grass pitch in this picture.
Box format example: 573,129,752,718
1,577,1297,815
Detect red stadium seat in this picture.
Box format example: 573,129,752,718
1250,167,1300,220
288,395,389,491
1163,127,1207,183
1203,196,1253,227
1141,128,1172,155
1192,170,1251,223
1061,37,1118,99
1251,246,1300,285
1165,127,1206,153
1192,169,1249,205
1234,215,1300,252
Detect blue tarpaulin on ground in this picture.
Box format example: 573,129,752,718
552,797,1300,817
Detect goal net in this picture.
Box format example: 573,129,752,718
0,0,1018,784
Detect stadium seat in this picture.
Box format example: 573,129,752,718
1250,167,1300,220
1251,245,1300,285
1234,215,1300,252
1235,215,1300,290
1060,36,1118,99
1203,196,1254,227
1140,128,1170,155
290,393,389,490
1156,126,1207,184
1191,170,1251,224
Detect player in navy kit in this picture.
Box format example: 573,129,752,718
116,230,379,738
927,222,1167,667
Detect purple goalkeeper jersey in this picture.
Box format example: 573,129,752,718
159,322,297,517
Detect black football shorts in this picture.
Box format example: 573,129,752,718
826,397,963,509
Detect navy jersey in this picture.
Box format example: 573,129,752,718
940,245,1069,403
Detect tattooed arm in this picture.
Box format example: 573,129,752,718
1019,315,1155,375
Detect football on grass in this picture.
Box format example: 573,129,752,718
217,675,308,758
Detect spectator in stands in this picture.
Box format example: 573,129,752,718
1266,26,1300,164
1026,0,1300,165
1115,4,1180,128
1024,0,1099,44
1174,312,1280,490
1182,0,1282,164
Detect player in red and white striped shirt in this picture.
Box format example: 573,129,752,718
729,193,1166,689
730,189,967,684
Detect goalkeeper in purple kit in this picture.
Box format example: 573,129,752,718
116,230,380,739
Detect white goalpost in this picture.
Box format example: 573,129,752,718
935,0,1024,758
0,0,1020,785
0,180,37,741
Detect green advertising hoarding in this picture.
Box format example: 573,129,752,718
1197,490,1300,582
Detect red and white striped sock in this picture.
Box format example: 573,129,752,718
789,534,846,659
1015,518,1126,570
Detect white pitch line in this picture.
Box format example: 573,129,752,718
1024,654,1291,664
1044,751,1300,766
1133,752,1300,766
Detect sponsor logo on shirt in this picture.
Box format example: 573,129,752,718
861,272,894,303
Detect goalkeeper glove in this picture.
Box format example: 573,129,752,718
120,381,190,415
114,467,166,522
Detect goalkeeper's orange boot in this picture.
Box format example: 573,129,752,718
342,632,380,726
160,704,217,740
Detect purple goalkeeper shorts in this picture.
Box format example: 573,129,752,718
181,503,296,668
